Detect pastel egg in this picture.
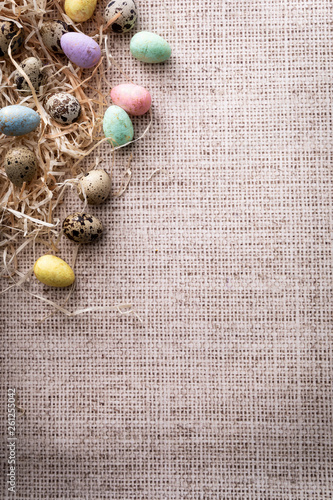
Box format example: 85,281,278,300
103,105,134,146
14,57,45,94
110,83,151,116
130,31,171,63
0,105,40,136
34,255,75,287
40,20,70,53
63,212,103,244
0,21,24,57
104,0,137,34
64,0,97,22
78,169,112,205
4,146,37,187
60,32,101,69
45,93,81,124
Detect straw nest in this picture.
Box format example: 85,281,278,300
0,0,119,278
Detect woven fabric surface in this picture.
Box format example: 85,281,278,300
1,0,333,498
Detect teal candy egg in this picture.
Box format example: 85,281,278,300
103,105,134,146
0,105,40,136
130,31,171,63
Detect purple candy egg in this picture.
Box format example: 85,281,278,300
60,32,101,69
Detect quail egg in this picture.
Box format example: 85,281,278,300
45,93,81,124
14,57,45,94
4,146,37,187
104,0,137,33
40,20,69,53
62,212,103,243
0,21,24,57
78,169,112,205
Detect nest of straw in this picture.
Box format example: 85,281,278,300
0,0,117,278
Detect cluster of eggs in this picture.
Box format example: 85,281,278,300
0,0,171,288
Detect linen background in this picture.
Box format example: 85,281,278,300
1,0,333,498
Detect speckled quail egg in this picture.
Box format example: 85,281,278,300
45,93,81,125
14,57,45,94
0,21,24,57
40,20,69,53
77,169,112,205
62,212,103,243
4,146,37,187
104,0,137,33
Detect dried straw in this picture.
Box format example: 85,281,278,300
0,0,140,279
0,0,148,321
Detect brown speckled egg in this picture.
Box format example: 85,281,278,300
5,146,37,187
40,20,69,53
0,21,24,57
14,57,45,94
78,169,112,205
62,212,103,243
104,0,137,33
45,93,81,124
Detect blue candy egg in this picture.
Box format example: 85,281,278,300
103,105,134,146
0,105,40,136
130,32,171,63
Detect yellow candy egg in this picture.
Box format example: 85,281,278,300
34,255,75,287
64,0,97,23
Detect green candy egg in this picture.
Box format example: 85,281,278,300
130,31,171,63
103,105,134,146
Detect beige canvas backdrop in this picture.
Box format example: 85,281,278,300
1,0,333,498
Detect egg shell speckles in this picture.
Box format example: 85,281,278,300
103,105,134,146
65,0,97,22
130,31,171,63
34,255,75,287
104,0,137,33
40,20,69,53
14,57,45,94
0,105,40,136
60,32,101,68
63,212,103,243
78,170,112,205
0,21,24,57
110,83,151,116
45,93,81,125
5,146,37,187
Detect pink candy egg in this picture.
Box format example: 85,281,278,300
60,32,101,69
110,83,151,116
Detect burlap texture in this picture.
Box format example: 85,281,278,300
1,0,333,498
